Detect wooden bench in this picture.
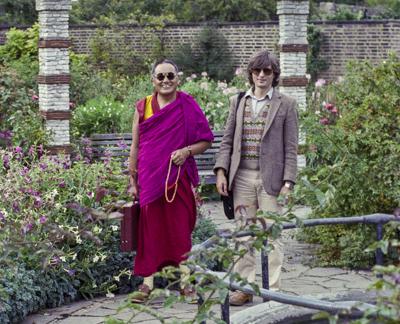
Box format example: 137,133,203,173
89,131,224,184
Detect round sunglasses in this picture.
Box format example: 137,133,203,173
252,68,273,76
153,72,177,81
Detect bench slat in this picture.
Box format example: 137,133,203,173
89,131,224,184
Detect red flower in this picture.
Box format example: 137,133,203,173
319,118,330,125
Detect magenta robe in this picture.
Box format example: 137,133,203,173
133,91,213,276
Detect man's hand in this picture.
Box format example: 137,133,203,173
216,169,228,196
171,148,190,166
277,185,291,206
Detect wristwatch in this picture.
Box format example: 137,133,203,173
284,182,294,190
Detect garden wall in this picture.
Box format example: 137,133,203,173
1,20,399,80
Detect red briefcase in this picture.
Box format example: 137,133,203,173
120,202,140,252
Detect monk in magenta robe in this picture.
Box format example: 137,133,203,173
128,59,213,302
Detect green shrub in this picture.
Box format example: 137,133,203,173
298,53,400,268
0,66,47,149
0,24,39,65
306,24,329,84
71,73,247,138
89,28,149,77
192,217,217,245
0,265,78,323
172,26,234,82
72,96,132,137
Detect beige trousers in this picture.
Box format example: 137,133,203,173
232,169,284,290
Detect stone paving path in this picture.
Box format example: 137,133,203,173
23,202,375,324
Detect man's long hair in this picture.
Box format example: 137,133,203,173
247,50,280,88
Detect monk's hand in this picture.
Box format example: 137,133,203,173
216,169,228,196
171,148,190,166
128,176,139,201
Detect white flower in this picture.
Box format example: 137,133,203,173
191,73,197,79
178,71,184,76
185,77,192,82
93,225,102,234
200,82,209,90
111,225,119,231
93,255,100,263
305,74,311,80
76,235,82,244
217,81,228,90
201,71,208,77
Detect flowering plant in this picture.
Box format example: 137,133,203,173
0,145,131,295
298,54,400,269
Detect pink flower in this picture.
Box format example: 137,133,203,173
235,67,243,76
34,197,42,208
3,155,10,169
319,118,330,125
67,269,76,276
39,216,47,224
31,95,39,101
117,140,128,150
331,107,338,114
69,102,76,109
22,222,33,234
324,103,334,111
315,79,326,88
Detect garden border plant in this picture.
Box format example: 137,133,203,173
297,52,400,268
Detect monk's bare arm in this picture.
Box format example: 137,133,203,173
128,111,139,198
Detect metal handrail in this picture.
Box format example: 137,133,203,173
192,213,399,323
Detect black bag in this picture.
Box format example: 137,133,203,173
221,192,235,219
221,92,245,220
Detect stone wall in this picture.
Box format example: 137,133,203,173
1,20,399,80
316,20,400,80
67,22,280,68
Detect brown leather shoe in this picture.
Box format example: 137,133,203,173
229,291,253,306
131,284,151,303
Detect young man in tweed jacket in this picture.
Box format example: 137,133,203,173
214,50,299,306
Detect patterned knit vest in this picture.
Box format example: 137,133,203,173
239,98,269,170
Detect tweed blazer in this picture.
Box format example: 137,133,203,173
213,89,299,197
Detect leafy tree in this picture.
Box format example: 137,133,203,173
366,0,400,18
70,0,277,24
165,0,277,22
0,0,37,25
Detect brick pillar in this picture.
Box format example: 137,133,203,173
277,0,309,168
277,0,309,110
36,0,72,155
